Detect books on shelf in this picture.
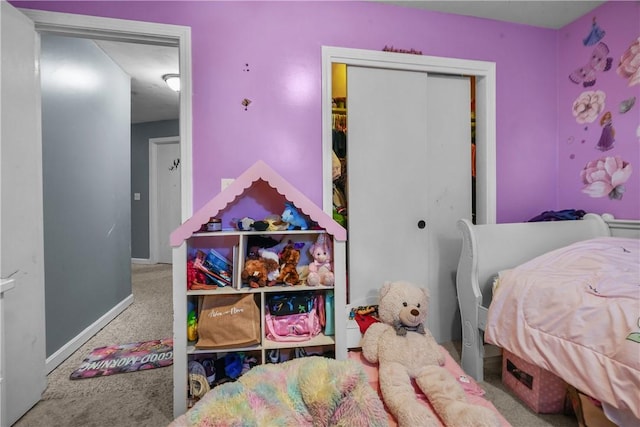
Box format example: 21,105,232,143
194,249,233,287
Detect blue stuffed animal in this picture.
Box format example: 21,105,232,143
281,202,309,230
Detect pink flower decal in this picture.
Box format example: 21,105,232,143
617,37,640,87
572,90,606,124
581,156,632,199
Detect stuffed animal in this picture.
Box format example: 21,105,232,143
258,248,280,286
241,259,269,288
233,217,255,231
306,234,334,287
281,202,309,230
362,281,500,427
277,244,301,285
264,214,289,231
240,257,279,288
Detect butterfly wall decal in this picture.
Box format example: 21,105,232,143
569,42,613,87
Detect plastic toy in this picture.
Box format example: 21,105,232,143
187,310,198,341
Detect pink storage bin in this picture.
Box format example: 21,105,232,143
502,350,567,413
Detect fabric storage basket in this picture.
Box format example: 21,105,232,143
502,350,567,413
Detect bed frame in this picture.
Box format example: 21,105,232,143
455,213,639,382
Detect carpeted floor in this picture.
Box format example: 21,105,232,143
13,263,174,427
13,263,579,427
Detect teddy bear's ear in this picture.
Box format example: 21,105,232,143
379,281,393,299
421,286,430,300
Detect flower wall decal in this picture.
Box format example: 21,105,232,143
572,90,606,124
580,155,632,199
617,37,640,87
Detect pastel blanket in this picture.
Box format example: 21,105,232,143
169,356,388,427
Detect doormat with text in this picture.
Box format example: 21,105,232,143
70,337,173,379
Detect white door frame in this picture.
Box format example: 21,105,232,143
21,8,194,224
149,136,180,264
18,8,192,376
321,46,496,225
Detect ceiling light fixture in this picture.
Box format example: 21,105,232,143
163,74,180,92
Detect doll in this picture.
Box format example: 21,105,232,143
306,234,334,287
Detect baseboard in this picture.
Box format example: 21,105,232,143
131,258,153,264
45,294,134,374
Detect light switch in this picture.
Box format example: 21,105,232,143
134,193,141,201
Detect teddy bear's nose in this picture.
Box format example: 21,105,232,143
411,308,419,316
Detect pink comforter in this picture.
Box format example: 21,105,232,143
485,237,640,420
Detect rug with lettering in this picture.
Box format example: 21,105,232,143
70,337,173,379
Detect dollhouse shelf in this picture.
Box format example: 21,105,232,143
170,160,347,418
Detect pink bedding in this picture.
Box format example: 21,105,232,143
484,237,640,420
348,349,511,426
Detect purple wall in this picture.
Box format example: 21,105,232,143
14,1,587,222
557,1,640,220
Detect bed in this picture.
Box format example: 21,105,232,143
456,213,639,425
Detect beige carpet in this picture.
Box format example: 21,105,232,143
13,263,174,427
14,264,578,427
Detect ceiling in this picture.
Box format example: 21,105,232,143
380,1,606,29
94,40,179,124
96,1,604,124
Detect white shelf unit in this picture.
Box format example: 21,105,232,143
172,228,346,417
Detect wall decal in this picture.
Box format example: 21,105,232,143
619,96,636,114
617,38,640,87
242,98,252,110
243,63,250,72
382,45,422,55
580,155,632,199
583,17,605,46
572,90,606,123
169,158,180,171
595,111,615,151
569,42,613,87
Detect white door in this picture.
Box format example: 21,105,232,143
156,141,181,263
0,2,47,425
347,66,471,342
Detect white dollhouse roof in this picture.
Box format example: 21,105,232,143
170,160,347,246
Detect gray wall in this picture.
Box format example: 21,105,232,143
41,35,132,357
131,120,179,259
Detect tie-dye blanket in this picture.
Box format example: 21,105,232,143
169,356,388,427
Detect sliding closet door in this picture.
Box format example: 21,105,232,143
347,67,470,342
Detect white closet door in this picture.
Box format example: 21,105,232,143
347,67,470,342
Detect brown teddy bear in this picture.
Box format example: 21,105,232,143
241,258,278,288
277,245,300,286
362,281,499,427
241,259,268,288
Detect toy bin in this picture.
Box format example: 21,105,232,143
502,350,567,414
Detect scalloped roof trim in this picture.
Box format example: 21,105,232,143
170,160,346,246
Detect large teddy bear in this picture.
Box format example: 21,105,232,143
362,281,499,427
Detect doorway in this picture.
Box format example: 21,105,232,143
150,136,182,264
321,47,496,344
322,47,496,224
20,7,192,371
